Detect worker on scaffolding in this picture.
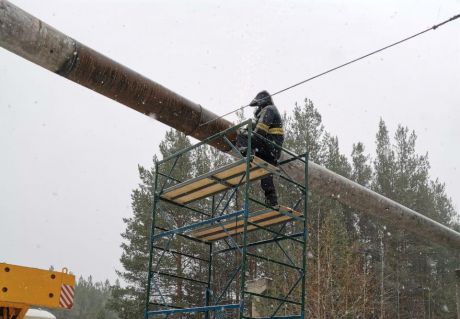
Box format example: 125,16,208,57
237,90,284,207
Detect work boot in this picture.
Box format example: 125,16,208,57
238,146,248,157
265,192,278,208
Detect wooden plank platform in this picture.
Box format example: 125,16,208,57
161,157,279,205
191,206,302,242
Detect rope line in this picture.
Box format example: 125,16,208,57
199,13,460,128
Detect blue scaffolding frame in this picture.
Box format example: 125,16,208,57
145,120,309,319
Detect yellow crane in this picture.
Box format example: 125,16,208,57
0,263,75,319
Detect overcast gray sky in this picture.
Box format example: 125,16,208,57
1,0,459,282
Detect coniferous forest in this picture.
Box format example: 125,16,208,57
109,98,459,318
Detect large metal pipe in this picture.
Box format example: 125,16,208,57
1,0,460,250
0,0,233,150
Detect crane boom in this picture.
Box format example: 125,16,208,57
1,0,459,250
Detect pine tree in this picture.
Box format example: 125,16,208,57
373,119,396,199
371,120,459,318
351,142,372,188
308,210,378,318
283,98,379,318
109,130,195,318
350,141,376,238
284,98,328,164
108,161,155,318
324,136,351,178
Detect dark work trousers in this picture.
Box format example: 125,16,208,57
236,132,281,202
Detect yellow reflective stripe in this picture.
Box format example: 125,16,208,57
256,122,269,133
268,127,284,135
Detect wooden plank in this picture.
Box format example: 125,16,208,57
193,210,281,238
213,162,247,180
175,167,269,204
162,159,246,197
192,207,301,242
202,215,291,242
162,177,214,199
212,157,277,181
161,156,279,205
175,183,227,204
225,168,270,185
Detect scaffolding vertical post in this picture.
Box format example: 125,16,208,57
145,161,160,319
239,121,253,318
205,196,215,319
301,152,309,318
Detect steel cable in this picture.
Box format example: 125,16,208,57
199,14,460,128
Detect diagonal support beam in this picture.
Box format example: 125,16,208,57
1,0,460,250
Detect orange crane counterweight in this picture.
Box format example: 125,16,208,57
0,263,75,319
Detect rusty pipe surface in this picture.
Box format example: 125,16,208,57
0,0,233,150
1,0,460,250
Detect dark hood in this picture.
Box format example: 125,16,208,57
249,90,273,108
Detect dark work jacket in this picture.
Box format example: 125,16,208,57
253,104,284,161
